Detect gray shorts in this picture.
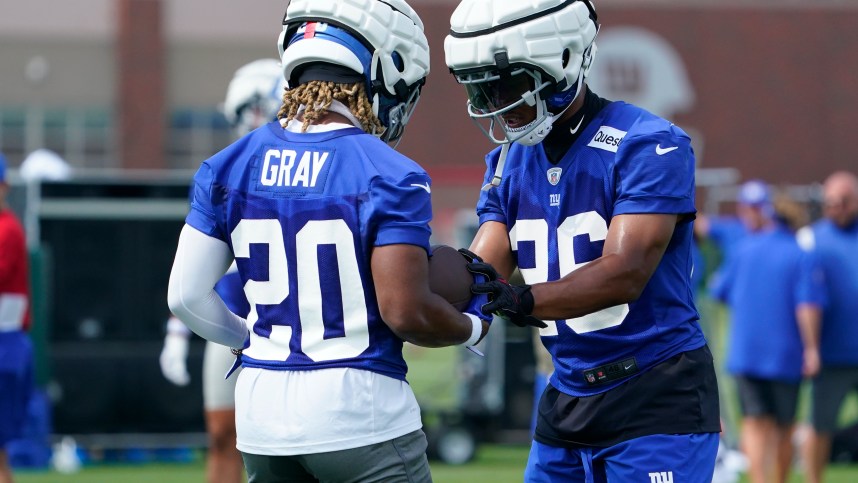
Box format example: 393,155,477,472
734,375,800,426
809,366,858,433
241,429,431,483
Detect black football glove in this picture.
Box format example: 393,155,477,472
456,248,484,265
456,248,492,323
465,262,547,329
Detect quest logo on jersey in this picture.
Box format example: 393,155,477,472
258,148,332,193
587,126,627,153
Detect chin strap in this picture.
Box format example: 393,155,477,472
482,142,510,191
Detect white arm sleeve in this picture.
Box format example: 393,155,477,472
167,224,250,348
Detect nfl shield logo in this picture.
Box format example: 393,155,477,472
547,167,562,186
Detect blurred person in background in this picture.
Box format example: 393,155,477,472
694,179,773,289
445,0,721,480
797,171,858,483
167,1,491,481
0,153,34,483
711,190,823,483
159,58,281,483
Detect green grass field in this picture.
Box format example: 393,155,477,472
13,444,858,482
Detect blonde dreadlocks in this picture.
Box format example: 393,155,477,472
278,81,384,135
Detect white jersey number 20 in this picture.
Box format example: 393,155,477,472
231,218,369,362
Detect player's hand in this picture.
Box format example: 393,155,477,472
160,332,191,386
803,347,821,378
467,266,547,329
457,249,493,323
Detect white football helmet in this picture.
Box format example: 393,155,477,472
223,59,285,136
277,0,430,143
445,0,599,146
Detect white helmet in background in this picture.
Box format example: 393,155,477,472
277,0,430,143
20,148,72,182
222,58,284,136
445,0,599,146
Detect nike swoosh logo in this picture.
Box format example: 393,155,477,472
410,182,431,193
655,145,678,155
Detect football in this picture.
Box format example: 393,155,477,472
428,244,474,311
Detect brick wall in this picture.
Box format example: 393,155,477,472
117,0,165,170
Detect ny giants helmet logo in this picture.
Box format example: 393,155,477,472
547,167,563,186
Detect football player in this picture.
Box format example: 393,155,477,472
445,1,721,481
167,1,490,481
160,58,279,483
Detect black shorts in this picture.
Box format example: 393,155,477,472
534,345,721,448
809,367,858,433
734,375,800,426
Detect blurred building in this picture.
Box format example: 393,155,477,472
2,0,858,206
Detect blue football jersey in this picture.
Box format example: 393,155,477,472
187,122,433,381
477,102,706,396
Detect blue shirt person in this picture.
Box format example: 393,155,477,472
797,171,858,483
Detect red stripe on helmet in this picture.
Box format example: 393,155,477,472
304,22,316,39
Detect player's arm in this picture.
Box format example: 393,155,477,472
167,224,249,349
468,220,516,279
371,243,488,348
530,213,677,320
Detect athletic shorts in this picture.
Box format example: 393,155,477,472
0,332,34,446
809,366,858,433
734,375,800,426
241,429,431,483
203,340,239,411
524,432,719,483
535,346,721,447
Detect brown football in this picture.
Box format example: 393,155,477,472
428,244,474,311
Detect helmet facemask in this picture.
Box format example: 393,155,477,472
456,68,555,146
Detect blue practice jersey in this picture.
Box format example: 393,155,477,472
186,122,433,381
801,219,858,366
477,101,706,396
714,225,825,381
